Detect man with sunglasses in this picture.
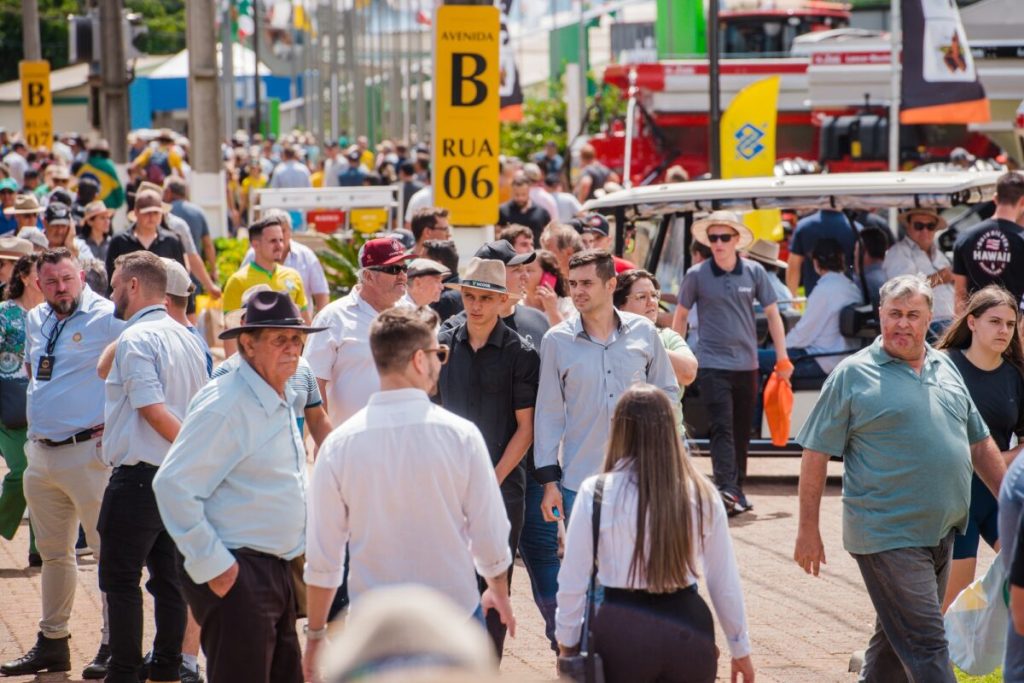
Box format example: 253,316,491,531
303,307,515,681
435,258,540,658
885,209,955,337
672,211,792,516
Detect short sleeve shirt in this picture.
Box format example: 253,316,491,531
952,218,1024,306
797,339,990,554
678,258,776,371
222,262,308,312
789,210,857,294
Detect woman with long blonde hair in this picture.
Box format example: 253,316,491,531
555,384,754,682
935,285,1024,611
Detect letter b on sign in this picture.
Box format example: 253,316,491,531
27,83,45,108
451,53,487,107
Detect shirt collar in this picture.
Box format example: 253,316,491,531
237,358,290,416
571,309,626,339
126,304,166,326
249,261,275,277
42,284,103,321
868,336,941,367
454,317,507,348
368,387,431,407
709,257,744,277
901,236,935,258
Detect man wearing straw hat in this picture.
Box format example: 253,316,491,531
742,238,794,312
436,257,540,657
105,191,185,286
4,193,44,237
885,208,954,337
673,211,792,516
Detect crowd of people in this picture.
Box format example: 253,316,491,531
2,121,1024,683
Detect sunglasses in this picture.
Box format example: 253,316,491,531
706,233,735,243
424,344,449,365
368,264,408,275
911,221,939,232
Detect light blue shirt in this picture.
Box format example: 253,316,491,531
784,271,862,374
153,359,307,584
534,310,680,491
103,305,208,468
269,160,311,189
26,285,125,441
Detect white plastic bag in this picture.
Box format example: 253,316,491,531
945,554,1008,676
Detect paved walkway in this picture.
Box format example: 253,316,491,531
0,457,994,682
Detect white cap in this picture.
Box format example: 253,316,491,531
160,257,194,297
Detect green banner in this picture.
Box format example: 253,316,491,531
656,0,704,59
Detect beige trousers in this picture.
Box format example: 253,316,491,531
23,437,110,640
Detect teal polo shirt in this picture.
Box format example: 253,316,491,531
797,338,989,555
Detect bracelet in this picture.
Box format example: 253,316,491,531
304,624,329,641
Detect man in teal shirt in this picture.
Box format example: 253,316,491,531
793,274,1005,683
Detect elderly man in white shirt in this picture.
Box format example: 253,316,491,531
302,306,514,681
884,208,955,338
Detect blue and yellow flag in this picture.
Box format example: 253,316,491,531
721,76,781,240
77,155,124,209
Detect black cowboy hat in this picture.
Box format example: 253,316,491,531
219,290,327,340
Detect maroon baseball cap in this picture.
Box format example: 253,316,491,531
359,237,413,268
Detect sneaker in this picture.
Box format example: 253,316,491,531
737,491,754,511
28,552,42,567
721,490,749,517
181,663,205,683
81,643,110,679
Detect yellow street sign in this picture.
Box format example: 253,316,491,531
19,61,53,150
350,208,388,234
432,5,500,226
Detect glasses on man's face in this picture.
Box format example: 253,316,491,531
628,291,661,304
423,344,449,365
706,233,734,243
368,264,408,275
911,221,938,232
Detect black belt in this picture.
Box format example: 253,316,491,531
233,547,286,562
37,425,104,448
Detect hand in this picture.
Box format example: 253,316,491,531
536,284,558,312
793,526,826,576
207,283,223,300
541,483,563,523
303,637,324,682
731,655,755,682
774,358,794,381
207,561,239,597
481,587,516,638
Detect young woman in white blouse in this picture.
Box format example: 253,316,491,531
555,384,755,682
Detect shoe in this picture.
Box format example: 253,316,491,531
27,551,42,567
721,490,749,517
181,663,206,683
0,631,71,675
81,643,110,679
75,526,93,557
737,491,754,511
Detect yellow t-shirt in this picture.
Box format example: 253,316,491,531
310,170,324,188
222,262,308,312
241,175,268,194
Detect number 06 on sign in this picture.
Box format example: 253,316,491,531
432,5,500,226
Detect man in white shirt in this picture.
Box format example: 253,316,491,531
884,209,955,337
321,141,348,187
4,141,28,186
269,147,311,189
302,307,514,680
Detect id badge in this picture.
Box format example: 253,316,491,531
36,355,55,381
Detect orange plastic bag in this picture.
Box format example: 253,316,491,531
763,370,794,447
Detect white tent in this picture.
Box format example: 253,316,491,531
148,42,271,79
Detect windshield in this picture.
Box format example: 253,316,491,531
721,15,850,57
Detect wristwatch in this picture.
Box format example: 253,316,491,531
303,624,329,641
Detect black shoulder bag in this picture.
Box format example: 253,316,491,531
556,476,606,683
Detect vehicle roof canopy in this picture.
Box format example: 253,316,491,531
582,172,1001,219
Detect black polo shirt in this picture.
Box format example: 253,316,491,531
440,303,550,349
105,226,186,284
437,318,540,479
497,201,551,246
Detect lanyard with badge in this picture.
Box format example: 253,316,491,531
36,310,68,381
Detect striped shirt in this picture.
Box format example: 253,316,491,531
213,355,321,430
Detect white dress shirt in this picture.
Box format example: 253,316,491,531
883,236,955,321
305,388,512,615
102,306,208,468
555,464,751,658
302,287,382,425
785,271,862,373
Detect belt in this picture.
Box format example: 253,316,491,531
37,425,104,448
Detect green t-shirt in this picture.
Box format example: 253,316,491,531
797,338,989,555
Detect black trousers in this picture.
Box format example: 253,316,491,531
698,368,757,495
478,468,526,659
178,549,302,683
98,463,186,683
593,586,717,683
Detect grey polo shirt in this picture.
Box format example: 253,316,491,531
678,257,777,371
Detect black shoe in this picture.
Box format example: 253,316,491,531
0,631,71,675
27,551,42,567
721,490,749,517
81,643,110,680
181,663,205,683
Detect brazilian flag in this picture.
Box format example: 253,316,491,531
77,154,125,209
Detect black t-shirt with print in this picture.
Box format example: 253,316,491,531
953,218,1024,307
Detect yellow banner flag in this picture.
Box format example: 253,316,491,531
721,76,782,241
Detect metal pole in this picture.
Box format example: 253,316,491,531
329,0,339,142
623,68,637,188
21,0,41,61
577,0,587,128
253,0,262,136
98,0,128,162
187,0,222,172
707,0,721,178
414,0,424,142
221,6,235,141
888,0,901,172
402,0,411,144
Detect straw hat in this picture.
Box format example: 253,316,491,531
3,194,43,216
444,258,509,295
897,208,947,233
692,210,754,249
743,239,788,269
83,200,114,223
0,237,33,261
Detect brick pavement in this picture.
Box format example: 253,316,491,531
0,456,994,682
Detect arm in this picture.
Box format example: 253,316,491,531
793,449,830,576
312,293,330,313
495,407,533,485
574,175,593,203
667,347,698,387
138,403,183,443
304,404,333,452
97,340,117,379
764,303,792,379
533,334,566,520
316,378,329,416
462,427,513,577
555,481,594,651
701,488,753,662
786,253,804,296
672,305,689,337
187,252,221,299
953,274,969,317
1011,514,1024,635
971,436,1006,498
645,325,681,422
201,231,217,276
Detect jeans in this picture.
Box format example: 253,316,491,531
851,533,956,683
562,487,579,521
518,475,560,652
696,369,757,496
97,464,185,683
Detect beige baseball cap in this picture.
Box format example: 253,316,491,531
160,257,194,297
